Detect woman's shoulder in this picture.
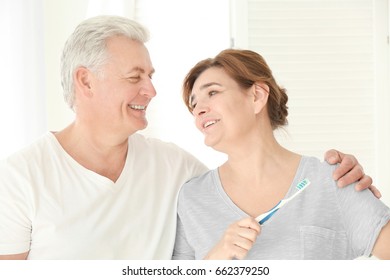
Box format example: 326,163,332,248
179,169,217,198
300,155,337,178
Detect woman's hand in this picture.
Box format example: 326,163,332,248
203,217,261,260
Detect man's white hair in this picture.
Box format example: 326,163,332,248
60,15,149,109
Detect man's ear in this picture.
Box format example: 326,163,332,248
253,83,269,114
74,67,93,98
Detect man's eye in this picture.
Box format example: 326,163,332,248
127,76,141,82
209,90,217,96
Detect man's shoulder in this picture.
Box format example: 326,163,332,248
1,133,52,164
130,133,182,151
0,133,54,180
130,133,202,161
129,133,207,172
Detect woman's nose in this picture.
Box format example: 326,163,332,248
193,103,209,116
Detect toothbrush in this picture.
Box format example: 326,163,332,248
256,178,311,225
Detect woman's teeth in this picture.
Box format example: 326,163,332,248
204,120,218,128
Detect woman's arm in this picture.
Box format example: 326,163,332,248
372,222,390,259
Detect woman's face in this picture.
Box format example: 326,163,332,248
190,67,258,151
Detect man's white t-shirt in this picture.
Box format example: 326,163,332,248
0,132,207,259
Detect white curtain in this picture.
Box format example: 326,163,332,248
0,0,46,158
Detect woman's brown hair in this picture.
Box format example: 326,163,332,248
182,49,288,130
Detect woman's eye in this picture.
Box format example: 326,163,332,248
209,90,219,96
190,102,197,109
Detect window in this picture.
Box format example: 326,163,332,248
0,0,46,158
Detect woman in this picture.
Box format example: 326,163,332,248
172,49,390,260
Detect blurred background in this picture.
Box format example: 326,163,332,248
0,0,389,206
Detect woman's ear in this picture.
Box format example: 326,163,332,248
253,83,269,114
74,67,93,98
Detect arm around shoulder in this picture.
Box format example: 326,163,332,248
372,221,390,260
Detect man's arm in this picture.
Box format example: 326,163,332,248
0,252,29,260
324,149,381,198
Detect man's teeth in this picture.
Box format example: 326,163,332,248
129,105,146,110
204,120,218,128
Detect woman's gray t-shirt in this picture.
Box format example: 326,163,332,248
173,156,390,259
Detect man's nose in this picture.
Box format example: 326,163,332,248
141,79,157,98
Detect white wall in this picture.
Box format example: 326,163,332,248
43,0,88,131
374,0,390,207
